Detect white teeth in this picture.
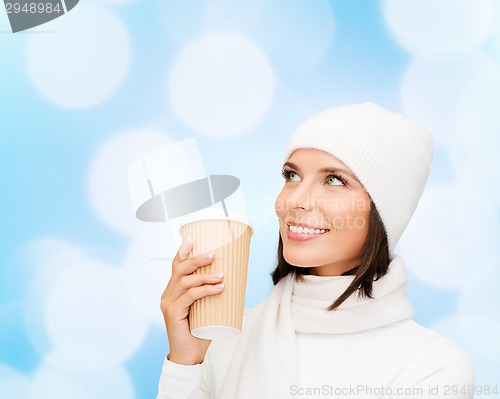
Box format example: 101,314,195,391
288,225,328,235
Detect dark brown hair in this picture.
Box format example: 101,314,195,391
270,198,390,311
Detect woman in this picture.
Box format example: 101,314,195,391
158,103,474,399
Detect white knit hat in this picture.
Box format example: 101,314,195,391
284,102,434,256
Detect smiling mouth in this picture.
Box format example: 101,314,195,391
287,224,330,235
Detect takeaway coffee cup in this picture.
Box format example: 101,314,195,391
179,210,253,340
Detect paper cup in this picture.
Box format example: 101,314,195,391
179,211,253,340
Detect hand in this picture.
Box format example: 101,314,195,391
160,236,225,365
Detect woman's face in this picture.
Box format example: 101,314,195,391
275,149,370,276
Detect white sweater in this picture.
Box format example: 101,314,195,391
157,258,474,398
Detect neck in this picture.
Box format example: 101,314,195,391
308,257,361,276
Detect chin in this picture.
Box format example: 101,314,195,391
282,248,324,268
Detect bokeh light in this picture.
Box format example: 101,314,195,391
31,369,90,399
455,63,500,177
203,0,264,34
398,183,497,289
457,267,500,361
44,259,148,365
87,129,171,235
32,361,134,399
26,3,131,108
256,0,335,72
168,32,275,138
382,0,493,54
449,156,500,205
400,52,493,145
123,223,177,327
0,365,31,399
23,238,87,357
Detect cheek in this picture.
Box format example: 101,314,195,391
341,203,370,246
354,198,371,232
275,190,287,218
325,196,370,232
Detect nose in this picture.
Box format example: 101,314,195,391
287,180,315,212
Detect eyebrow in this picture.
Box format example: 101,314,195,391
283,161,359,181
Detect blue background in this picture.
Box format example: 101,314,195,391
1,0,500,397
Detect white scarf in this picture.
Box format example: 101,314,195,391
218,256,414,399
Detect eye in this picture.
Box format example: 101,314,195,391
326,175,346,186
282,169,301,182
289,172,301,181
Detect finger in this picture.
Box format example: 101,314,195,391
175,282,225,309
170,252,215,286
169,271,224,300
172,235,194,267
179,235,193,261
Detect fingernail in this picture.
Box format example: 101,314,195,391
211,272,224,279
182,235,192,245
214,283,224,289
204,252,214,260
